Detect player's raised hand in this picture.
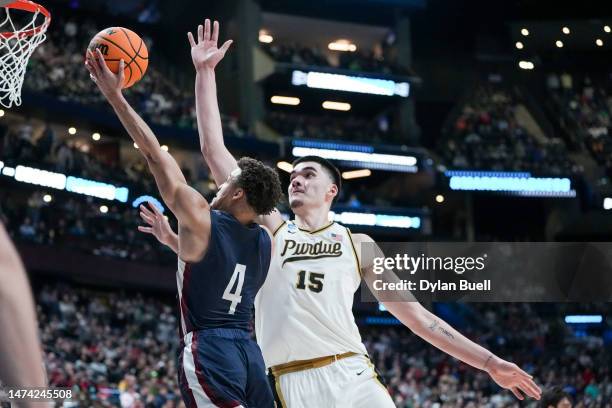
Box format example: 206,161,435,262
137,202,175,247
85,49,125,100
486,357,541,400
187,19,233,71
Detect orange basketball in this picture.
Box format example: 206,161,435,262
87,27,148,89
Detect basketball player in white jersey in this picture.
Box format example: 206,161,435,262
142,19,543,407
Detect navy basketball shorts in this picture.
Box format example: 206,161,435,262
178,328,274,408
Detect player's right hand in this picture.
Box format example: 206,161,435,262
137,202,175,246
486,357,542,400
187,19,233,72
85,49,125,100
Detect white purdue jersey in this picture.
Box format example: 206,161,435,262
255,220,368,368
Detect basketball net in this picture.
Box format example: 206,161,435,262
0,0,50,108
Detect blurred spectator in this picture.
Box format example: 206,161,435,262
439,85,578,175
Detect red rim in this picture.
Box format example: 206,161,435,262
0,0,51,39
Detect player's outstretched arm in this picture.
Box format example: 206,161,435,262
188,19,236,186
138,202,179,254
352,233,542,402
0,225,47,398
86,51,210,236
187,20,284,232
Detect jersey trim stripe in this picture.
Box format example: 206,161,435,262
183,332,217,407
272,221,286,236
274,377,287,408
345,227,362,278
297,221,335,234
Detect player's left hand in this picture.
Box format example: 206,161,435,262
187,19,233,72
486,357,542,400
85,49,125,100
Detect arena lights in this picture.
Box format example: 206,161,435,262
341,169,371,180
519,61,535,70
133,143,139,149
15,165,66,189
43,194,52,203
258,30,273,44
132,195,165,213
521,28,529,36
605,25,611,33
1,162,129,202
555,40,564,48
92,132,101,141
435,194,444,203
68,127,77,135
292,70,410,98
604,197,612,210
328,211,421,229
562,27,570,35
270,95,300,106
564,315,603,324
322,101,351,111
596,39,604,47
66,176,129,202
445,170,576,197
292,146,418,173
515,41,524,49
276,161,293,173
0,109,5,117
99,205,108,214
328,40,357,52
161,145,169,152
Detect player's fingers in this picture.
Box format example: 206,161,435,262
197,24,203,43
212,20,219,43
139,212,154,225
220,39,233,54
187,31,196,48
140,203,155,218
118,59,126,85
137,226,153,234
510,387,524,400
86,51,100,76
204,19,211,41
94,49,106,71
520,379,542,399
147,201,162,216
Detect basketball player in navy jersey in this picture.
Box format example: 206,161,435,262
86,49,283,408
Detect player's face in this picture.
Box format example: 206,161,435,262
210,172,240,210
556,398,572,408
288,162,335,210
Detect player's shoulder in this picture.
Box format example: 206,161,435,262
347,232,375,245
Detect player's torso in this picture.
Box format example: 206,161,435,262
177,210,271,335
255,221,367,367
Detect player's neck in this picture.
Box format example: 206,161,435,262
294,211,331,232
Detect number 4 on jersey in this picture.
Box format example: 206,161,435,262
223,264,246,314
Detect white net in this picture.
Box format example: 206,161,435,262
0,2,49,108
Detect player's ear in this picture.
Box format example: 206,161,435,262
232,188,244,201
328,183,338,202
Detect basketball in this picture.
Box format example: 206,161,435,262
86,27,148,89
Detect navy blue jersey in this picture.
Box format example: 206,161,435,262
177,210,271,334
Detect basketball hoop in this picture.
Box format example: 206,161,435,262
0,0,50,108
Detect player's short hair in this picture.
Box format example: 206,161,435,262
236,157,283,215
540,386,571,408
291,155,341,204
